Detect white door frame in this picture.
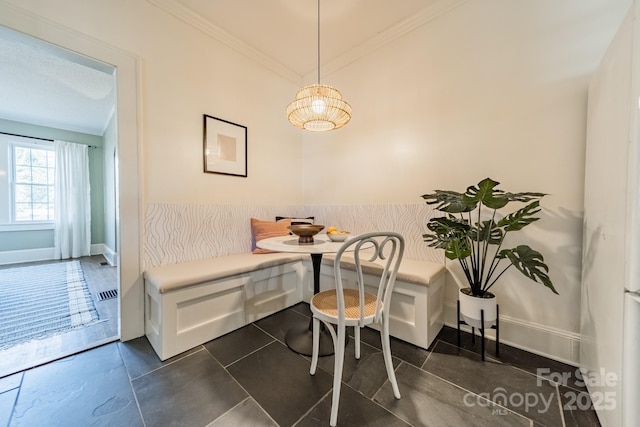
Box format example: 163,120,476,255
0,5,144,341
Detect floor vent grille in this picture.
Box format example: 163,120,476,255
97,289,118,301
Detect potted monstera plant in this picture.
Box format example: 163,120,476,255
422,178,558,328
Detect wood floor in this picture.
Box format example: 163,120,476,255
0,255,119,378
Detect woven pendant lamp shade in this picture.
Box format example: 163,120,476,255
286,84,352,131
286,0,352,132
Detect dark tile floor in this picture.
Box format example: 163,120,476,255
0,303,600,426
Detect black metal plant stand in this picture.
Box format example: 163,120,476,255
456,300,499,361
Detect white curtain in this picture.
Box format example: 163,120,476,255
54,140,91,259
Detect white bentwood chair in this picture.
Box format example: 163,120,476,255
309,231,404,426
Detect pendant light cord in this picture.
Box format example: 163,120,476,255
317,0,321,84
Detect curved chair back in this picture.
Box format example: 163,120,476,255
333,231,405,326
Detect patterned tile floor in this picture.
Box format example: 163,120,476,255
0,303,600,426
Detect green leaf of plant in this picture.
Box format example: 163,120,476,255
426,216,470,232
444,238,471,260
423,229,451,250
502,191,546,203
423,216,471,259
470,220,503,244
462,177,509,209
422,190,476,213
498,245,558,294
424,217,468,245
497,201,541,231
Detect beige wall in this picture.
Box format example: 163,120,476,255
0,0,632,360
301,0,631,360
1,0,305,206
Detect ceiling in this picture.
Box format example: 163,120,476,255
159,0,467,81
0,0,466,136
0,26,116,136
169,0,454,77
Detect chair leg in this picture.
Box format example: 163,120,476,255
329,324,346,427
381,317,401,399
354,325,361,359
310,317,320,375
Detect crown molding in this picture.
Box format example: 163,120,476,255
146,0,302,83
147,0,469,85
316,0,470,80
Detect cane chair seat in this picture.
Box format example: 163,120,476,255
311,288,377,319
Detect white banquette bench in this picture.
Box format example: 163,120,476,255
143,204,446,361
319,254,445,350
144,252,306,361
144,247,445,361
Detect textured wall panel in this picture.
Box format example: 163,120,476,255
145,204,307,267
303,204,442,263
144,203,443,268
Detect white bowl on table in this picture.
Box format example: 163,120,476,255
327,232,350,242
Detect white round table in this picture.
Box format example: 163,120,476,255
257,233,351,356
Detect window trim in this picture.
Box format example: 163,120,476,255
8,140,55,226
0,222,54,232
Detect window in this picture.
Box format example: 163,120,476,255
0,134,56,230
12,144,55,222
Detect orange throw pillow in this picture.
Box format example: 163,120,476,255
251,218,291,254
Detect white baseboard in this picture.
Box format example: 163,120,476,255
101,245,118,266
90,243,104,257
444,302,581,366
0,247,55,265
0,244,115,266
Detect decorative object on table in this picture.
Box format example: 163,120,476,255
288,224,325,245
276,216,315,234
326,226,350,242
422,178,558,359
203,114,247,177
275,216,315,225
251,218,291,254
286,0,351,132
310,232,405,426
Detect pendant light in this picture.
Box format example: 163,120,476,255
286,0,352,131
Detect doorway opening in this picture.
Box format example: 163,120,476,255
0,26,121,377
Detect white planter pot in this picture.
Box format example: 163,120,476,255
459,288,497,329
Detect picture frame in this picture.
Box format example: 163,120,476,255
203,114,247,177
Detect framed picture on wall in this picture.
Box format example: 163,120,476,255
203,114,247,177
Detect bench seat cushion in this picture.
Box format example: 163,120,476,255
322,254,444,287
145,253,304,294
